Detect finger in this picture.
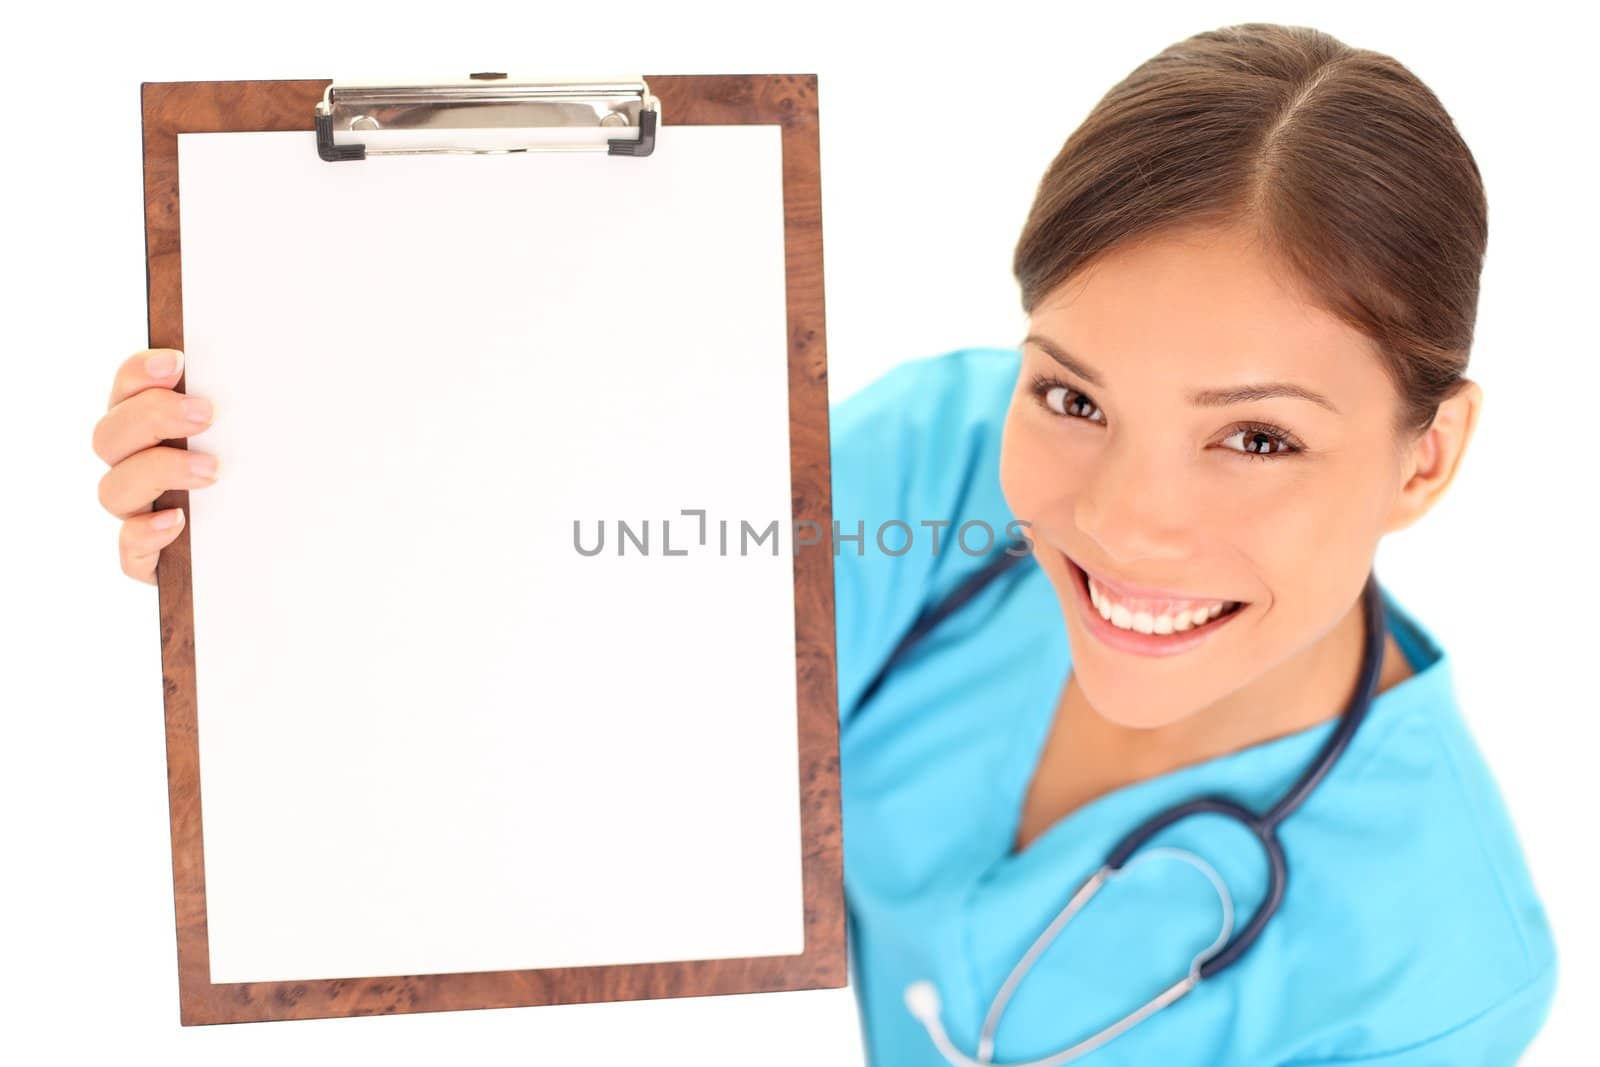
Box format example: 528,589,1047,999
93,382,214,468
108,348,185,411
98,445,221,520
120,507,187,585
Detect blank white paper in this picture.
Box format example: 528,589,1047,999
175,123,805,984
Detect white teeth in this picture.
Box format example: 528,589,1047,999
1087,573,1237,635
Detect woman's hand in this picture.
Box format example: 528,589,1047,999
92,348,221,585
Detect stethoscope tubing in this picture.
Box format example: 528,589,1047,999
878,538,1390,1065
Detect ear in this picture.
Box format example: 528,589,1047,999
1384,379,1483,534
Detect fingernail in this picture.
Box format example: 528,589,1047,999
189,453,218,478
152,508,185,530
145,350,182,377
183,397,213,423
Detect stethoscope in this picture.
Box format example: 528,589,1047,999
854,537,1388,1066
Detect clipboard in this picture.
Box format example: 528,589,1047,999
140,73,843,1026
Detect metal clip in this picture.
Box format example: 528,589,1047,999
313,73,659,160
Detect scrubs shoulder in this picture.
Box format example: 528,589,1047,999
829,347,1558,1066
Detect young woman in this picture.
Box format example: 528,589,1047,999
95,22,1554,1067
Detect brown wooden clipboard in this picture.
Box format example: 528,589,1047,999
140,74,844,1026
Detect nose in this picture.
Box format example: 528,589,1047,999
1072,436,1196,568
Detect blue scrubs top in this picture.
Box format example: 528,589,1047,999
830,347,1558,1066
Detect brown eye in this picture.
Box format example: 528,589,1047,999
1031,376,1105,423
1220,424,1301,460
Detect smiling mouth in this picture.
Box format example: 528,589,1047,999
1063,554,1248,637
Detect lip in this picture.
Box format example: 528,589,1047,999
1061,549,1247,658
1073,560,1232,605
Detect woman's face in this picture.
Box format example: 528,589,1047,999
1000,223,1416,729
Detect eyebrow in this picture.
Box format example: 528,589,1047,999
1023,334,1341,415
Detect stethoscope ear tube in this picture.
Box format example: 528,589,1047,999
1196,824,1285,980
1100,796,1287,982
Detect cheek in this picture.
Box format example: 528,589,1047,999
1228,465,1384,614
999,412,1086,528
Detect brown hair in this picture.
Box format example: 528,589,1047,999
1013,22,1485,443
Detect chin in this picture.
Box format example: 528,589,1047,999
1074,664,1207,730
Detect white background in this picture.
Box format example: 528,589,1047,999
4,1,1594,1064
